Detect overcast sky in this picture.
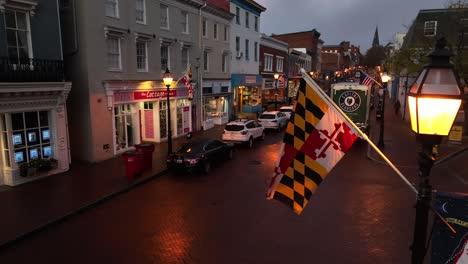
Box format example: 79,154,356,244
257,0,449,52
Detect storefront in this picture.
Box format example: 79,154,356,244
202,79,231,130
106,81,192,154
0,82,72,186
261,77,286,108
232,74,263,117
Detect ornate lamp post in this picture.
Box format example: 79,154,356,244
408,38,462,264
377,72,391,149
274,73,279,110
162,68,174,156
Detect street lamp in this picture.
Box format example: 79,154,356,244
162,68,174,156
274,73,280,110
377,72,391,149
408,38,462,264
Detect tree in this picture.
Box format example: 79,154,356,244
362,45,386,67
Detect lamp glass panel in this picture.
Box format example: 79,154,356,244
416,97,461,135
408,96,418,132
409,69,427,94
421,69,460,95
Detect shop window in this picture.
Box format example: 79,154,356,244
159,101,168,138
144,102,153,110
5,111,52,166
221,86,228,93
114,104,136,151
204,96,227,120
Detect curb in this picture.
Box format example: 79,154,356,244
0,168,168,251
435,145,468,166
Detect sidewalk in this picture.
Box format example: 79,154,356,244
366,94,468,175
0,125,225,249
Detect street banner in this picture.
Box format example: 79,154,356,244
431,192,468,264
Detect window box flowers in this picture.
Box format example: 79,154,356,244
19,158,58,177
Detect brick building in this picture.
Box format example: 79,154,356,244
271,29,323,73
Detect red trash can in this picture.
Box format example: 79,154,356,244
122,151,143,179
135,143,155,171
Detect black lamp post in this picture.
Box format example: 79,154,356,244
377,72,390,149
274,73,279,110
408,38,462,264
163,68,174,156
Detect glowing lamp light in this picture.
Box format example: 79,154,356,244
381,72,391,83
407,39,462,136
162,68,173,87
274,73,279,80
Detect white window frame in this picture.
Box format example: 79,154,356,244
245,11,249,28
276,56,284,72
424,21,437,36
161,45,170,72
264,54,273,71
224,26,229,41
245,39,249,60
105,0,119,18
254,42,258,62
181,11,188,34
4,10,33,62
214,23,218,40
203,50,209,72
160,4,169,30
202,19,207,38
107,36,122,71
222,53,227,73
181,46,189,69
254,16,258,32
235,7,240,25
136,40,148,72
135,0,145,24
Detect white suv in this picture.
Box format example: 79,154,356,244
222,119,265,148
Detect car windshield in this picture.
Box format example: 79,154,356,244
280,109,292,113
259,114,276,119
225,124,245,131
176,142,204,153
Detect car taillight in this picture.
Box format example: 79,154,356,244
185,157,200,164
241,130,248,135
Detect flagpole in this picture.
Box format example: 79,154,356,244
300,69,418,195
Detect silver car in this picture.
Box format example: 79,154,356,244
222,119,265,148
258,111,289,132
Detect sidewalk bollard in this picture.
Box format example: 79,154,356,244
122,151,143,179
135,143,155,171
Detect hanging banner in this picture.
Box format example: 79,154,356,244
431,192,468,264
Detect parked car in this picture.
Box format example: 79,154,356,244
222,119,265,148
279,105,294,119
166,138,234,174
258,111,289,131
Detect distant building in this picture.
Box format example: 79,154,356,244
271,29,323,73
229,0,266,118
372,26,380,47
393,32,406,51
287,48,311,103
259,34,288,109
322,41,361,79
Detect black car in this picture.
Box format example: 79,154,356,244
166,138,234,173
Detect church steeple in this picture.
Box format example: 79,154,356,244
372,26,380,47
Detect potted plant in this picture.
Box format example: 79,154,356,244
19,158,58,177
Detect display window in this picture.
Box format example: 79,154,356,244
0,111,52,167
237,86,262,113
114,104,138,152
204,96,227,120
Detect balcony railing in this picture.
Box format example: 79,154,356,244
0,57,65,82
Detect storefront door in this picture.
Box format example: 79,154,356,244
114,104,138,152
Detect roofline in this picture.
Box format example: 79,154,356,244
271,29,321,38
244,0,266,12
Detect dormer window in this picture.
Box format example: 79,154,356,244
424,21,437,36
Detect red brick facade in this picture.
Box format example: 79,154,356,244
271,30,321,71
259,45,288,76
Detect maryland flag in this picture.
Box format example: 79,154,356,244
267,71,361,214
181,65,193,100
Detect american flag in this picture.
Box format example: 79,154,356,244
360,71,373,87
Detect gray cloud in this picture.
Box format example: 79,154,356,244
259,0,447,52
